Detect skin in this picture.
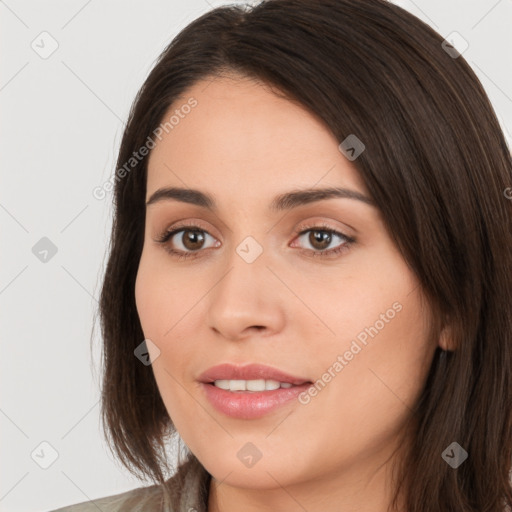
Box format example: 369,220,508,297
135,73,449,512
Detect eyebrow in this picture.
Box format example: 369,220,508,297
145,186,375,211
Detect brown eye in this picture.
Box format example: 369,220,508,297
295,228,351,254
180,229,206,251
165,228,217,253
155,224,219,260
307,230,333,250
155,223,354,261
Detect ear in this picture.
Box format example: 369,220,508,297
438,323,456,352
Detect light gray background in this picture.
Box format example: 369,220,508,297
1,1,511,511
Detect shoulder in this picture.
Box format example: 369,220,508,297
48,481,163,512
48,455,211,512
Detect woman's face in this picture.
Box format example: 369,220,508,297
135,74,437,503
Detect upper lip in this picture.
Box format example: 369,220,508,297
198,363,312,385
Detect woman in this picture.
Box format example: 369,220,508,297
52,0,512,510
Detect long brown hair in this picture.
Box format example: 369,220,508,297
96,1,512,510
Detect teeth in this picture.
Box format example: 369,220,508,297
213,379,295,392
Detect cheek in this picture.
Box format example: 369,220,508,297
292,254,424,363
134,255,199,424
293,291,432,473
320,293,431,432
134,250,204,378
135,251,195,339
301,253,432,423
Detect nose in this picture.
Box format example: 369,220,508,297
206,249,286,342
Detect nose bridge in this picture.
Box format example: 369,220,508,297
219,206,272,275
214,233,270,310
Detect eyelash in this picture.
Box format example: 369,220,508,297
154,221,356,261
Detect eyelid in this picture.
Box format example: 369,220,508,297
154,219,215,242
294,219,355,239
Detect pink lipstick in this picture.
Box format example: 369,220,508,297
198,363,313,419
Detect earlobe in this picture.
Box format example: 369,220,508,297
438,323,455,352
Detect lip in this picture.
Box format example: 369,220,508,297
200,382,312,419
198,363,313,419
198,363,311,385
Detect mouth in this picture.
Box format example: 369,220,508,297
198,363,314,419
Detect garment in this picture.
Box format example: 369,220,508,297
49,455,211,512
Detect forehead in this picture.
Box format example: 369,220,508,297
146,75,369,204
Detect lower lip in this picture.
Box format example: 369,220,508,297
200,382,313,419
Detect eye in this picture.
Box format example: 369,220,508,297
154,222,219,260
154,221,355,260
292,223,355,258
